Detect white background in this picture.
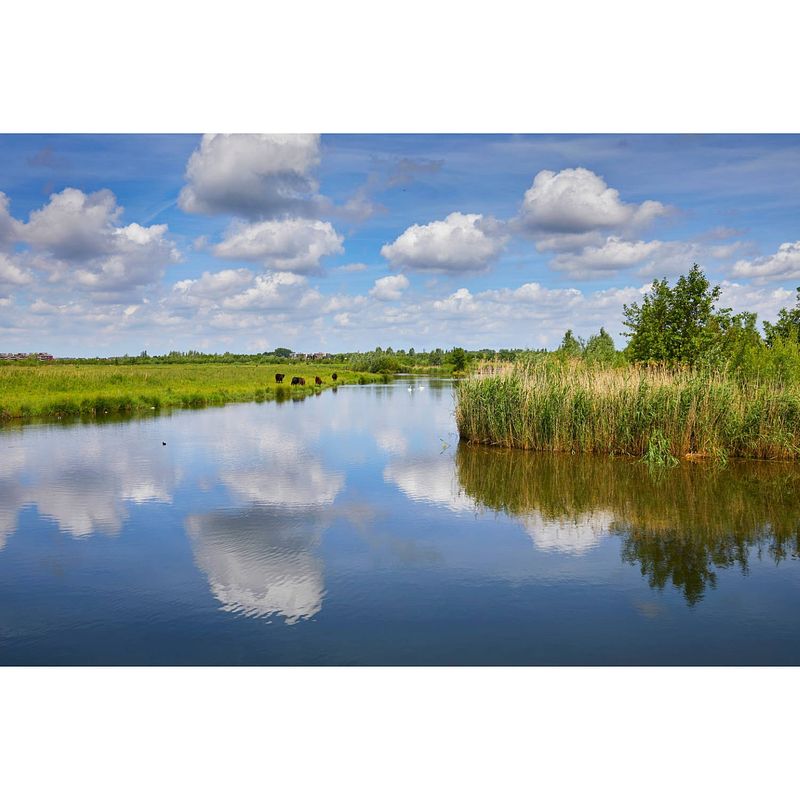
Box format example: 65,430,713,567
2,1,799,797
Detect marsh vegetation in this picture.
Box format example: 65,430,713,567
0,363,378,420
457,266,800,462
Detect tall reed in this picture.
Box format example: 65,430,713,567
455,359,800,461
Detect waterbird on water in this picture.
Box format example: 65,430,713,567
162,441,166,446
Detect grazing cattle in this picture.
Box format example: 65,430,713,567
331,373,338,381
290,376,301,386
315,376,322,385
298,377,306,386
275,373,285,383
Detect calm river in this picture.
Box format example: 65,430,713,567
1,377,799,664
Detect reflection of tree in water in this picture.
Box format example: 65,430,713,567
455,444,800,605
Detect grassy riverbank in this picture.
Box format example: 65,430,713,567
455,360,800,461
0,362,380,420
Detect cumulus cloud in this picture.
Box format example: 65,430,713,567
517,168,668,236
546,235,736,280
381,212,507,273
221,271,318,311
0,254,32,296
420,281,645,347
178,133,321,218
23,188,121,259
550,236,662,276
370,274,409,301
214,217,343,273
171,268,255,307
18,188,180,297
730,241,800,283
719,281,795,321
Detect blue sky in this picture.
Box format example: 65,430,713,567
1,133,800,356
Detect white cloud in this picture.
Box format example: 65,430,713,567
0,254,32,295
550,236,663,277
370,274,409,301
381,212,507,273
546,235,733,280
221,271,317,311
730,241,800,283
172,268,254,306
23,188,120,259
518,168,668,235
719,281,795,322
178,133,321,218
214,217,343,273
19,188,180,297
432,287,481,315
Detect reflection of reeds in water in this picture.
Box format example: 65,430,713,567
455,444,800,604
455,360,800,461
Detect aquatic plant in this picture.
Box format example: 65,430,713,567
455,359,800,461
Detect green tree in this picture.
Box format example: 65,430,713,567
558,329,584,358
623,264,724,364
451,347,468,371
764,288,800,346
583,327,616,363
274,347,292,358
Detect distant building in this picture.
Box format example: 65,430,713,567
0,352,55,361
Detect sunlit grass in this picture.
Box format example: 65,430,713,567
455,359,800,461
0,363,379,420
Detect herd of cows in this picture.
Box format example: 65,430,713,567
274,372,338,387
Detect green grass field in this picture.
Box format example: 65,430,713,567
0,362,381,420
455,359,800,462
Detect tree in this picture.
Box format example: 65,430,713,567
557,329,584,358
623,264,725,364
274,347,292,358
408,347,416,357
764,288,800,346
583,327,616,363
451,347,467,371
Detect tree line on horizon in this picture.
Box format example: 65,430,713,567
16,265,800,380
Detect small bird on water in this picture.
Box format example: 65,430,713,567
162,441,166,446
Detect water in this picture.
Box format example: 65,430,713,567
1,377,799,665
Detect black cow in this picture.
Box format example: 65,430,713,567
291,376,301,386
275,373,285,383
331,372,338,381
315,376,322,385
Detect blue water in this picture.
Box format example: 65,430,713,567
1,378,799,664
